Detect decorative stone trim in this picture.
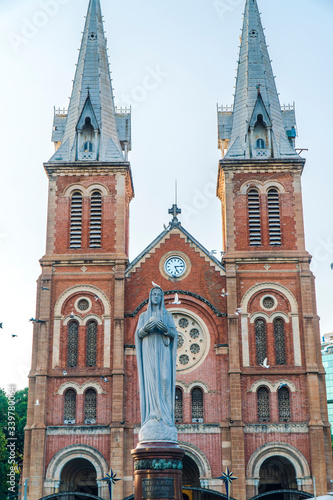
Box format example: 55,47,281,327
82,314,103,325
54,285,111,316
239,180,287,195
57,381,105,395
244,423,308,434
248,379,297,393
134,459,183,471
178,441,212,478
46,425,110,435
249,312,290,324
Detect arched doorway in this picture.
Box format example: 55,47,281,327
60,458,98,498
182,455,201,500
259,456,297,500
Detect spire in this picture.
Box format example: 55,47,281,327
224,0,298,159
49,0,125,163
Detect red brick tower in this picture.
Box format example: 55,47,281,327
217,0,333,498
22,1,133,499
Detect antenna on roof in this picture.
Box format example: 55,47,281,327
175,179,178,206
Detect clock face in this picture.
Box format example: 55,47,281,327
164,256,186,277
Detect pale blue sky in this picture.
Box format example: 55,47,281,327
0,0,332,389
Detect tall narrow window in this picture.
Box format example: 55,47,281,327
268,188,281,245
84,389,97,424
191,387,204,423
175,387,183,423
64,389,76,424
67,321,78,367
256,138,265,149
90,191,102,248
86,321,97,367
274,318,286,365
248,189,261,246
255,318,267,365
70,192,83,248
257,387,270,422
278,387,291,422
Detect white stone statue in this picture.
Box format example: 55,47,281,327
135,287,178,443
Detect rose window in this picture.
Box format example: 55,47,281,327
172,312,209,372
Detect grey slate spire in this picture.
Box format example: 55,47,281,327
49,0,124,162
224,0,298,159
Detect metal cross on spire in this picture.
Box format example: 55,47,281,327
168,180,181,225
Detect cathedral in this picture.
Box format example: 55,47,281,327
22,0,333,499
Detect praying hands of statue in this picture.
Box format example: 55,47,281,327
139,318,169,338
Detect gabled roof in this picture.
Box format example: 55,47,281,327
225,0,299,160
126,222,225,277
49,0,124,163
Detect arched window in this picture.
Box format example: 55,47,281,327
86,321,97,367
70,191,83,249
191,387,204,423
268,188,281,246
257,387,270,422
175,387,183,423
248,189,261,246
64,389,76,424
67,321,78,367
90,191,102,248
256,138,265,149
84,389,97,424
83,141,93,152
255,318,267,365
274,318,286,365
278,387,291,422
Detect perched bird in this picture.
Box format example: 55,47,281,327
163,224,168,230
221,289,229,297
70,312,75,318
152,281,160,288
12,334,18,338
171,293,181,305
41,287,49,291
63,371,67,376
35,400,40,406
261,358,270,369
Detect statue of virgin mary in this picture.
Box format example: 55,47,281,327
135,287,178,443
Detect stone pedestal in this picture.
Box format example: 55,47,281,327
132,442,184,500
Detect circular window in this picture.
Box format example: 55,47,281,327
78,299,89,311
75,297,92,313
261,295,277,311
171,311,210,373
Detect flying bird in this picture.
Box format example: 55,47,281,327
152,281,160,288
261,358,270,369
210,250,217,255
221,289,229,297
94,295,100,301
235,308,242,316
70,312,75,318
29,318,36,322
171,293,181,305
12,334,18,338
278,382,287,389
0,323,3,329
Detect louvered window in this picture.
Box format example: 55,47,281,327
256,138,265,149
255,318,267,365
268,188,281,245
86,321,97,367
90,191,102,248
67,321,78,368
274,318,286,365
191,387,204,423
257,387,270,422
248,189,261,246
175,387,183,423
64,389,76,424
70,192,83,248
278,387,291,422
84,389,97,424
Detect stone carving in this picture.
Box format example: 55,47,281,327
135,287,178,442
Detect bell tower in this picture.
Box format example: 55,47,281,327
217,0,332,498
22,1,133,499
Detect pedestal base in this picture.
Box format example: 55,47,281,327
132,442,185,500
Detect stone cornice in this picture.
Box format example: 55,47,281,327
244,423,309,434
223,251,311,262
219,157,305,172
44,161,134,200
40,254,128,267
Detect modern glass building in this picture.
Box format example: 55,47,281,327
322,337,333,436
